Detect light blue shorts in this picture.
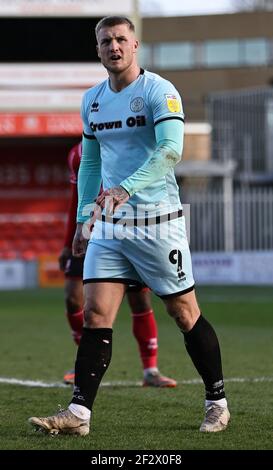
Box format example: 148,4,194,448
83,214,195,298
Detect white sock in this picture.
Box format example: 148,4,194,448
143,367,158,378
205,398,228,409
68,403,91,421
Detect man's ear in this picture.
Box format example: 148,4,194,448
134,40,139,53
96,45,101,58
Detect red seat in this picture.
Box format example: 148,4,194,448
0,216,66,259
21,250,37,261
0,250,17,260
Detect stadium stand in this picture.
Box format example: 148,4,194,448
0,215,66,260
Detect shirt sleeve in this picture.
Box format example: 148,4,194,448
120,119,184,196
119,79,185,196
77,134,102,223
81,90,95,138
149,78,185,125
63,144,80,247
63,182,78,248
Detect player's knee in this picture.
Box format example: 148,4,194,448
83,306,110,328
127,290,151,312
165,297,200,332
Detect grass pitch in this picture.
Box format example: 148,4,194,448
0,286,273,451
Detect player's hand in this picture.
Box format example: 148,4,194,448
96,186,129,214
89,203,102,227
58,246,72,271
72,223,88,257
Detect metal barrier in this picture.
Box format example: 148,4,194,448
185,187,273,252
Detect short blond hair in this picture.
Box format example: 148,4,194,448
95,16,135,39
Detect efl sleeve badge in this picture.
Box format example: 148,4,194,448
165,94,181,113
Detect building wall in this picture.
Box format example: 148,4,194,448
143,12,273,42
142,12,273,121
183,124,211,161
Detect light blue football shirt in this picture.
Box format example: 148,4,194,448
81,69,184,216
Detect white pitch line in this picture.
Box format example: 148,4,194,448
0,377,68,388
1,376,273,388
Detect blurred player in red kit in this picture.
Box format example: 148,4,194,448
59,142,177,388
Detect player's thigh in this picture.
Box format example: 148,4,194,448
83,281,126,327
124,216,195,297
64,254,84,278
64,278,83,308
126,287,152,312
83,238,142,326
83,237,142,285
63,255,84,310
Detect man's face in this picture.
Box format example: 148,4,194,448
96,23,138,74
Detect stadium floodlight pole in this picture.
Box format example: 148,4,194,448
131,0,142,43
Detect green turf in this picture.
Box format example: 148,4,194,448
1,286,273,450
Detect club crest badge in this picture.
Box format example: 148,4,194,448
130,97,144,112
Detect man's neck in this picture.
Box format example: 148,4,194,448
108,65,141,92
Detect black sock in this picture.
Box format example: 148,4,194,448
71,327,112,410
183,315,225,401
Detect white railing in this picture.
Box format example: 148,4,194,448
186,187,273,252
